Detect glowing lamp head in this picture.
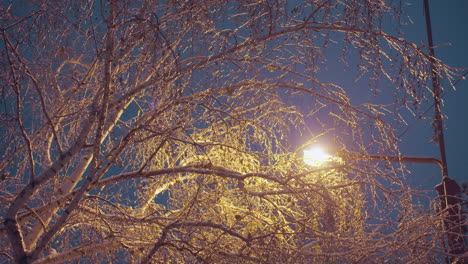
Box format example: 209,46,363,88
303,146,332,166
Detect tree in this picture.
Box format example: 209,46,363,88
0,0,463,263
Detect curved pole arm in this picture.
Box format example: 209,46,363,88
341,152,443,170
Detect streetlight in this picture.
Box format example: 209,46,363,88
303,147,467,262
303,146,333,167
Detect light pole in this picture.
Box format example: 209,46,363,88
420,0,467,260
303,147,467,263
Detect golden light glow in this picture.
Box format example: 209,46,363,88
303,146,333,166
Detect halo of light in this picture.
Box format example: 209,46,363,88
303,146,332,166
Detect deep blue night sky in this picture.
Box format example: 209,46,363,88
306,1,468,198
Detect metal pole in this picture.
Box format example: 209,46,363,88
423,1,467,262
342,152,443,168
423,0,449,179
